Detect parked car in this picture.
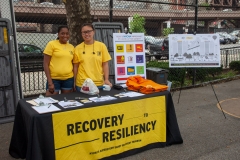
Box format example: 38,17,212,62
18,44,43,63
149,37,169,60
229,30,240,37
216,32,237,44
144,36,161,49
222,9,232,11
219,35,227,44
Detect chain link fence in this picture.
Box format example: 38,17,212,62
2,0,240,96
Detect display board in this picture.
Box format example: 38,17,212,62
113,33,146,83
169,34,220,68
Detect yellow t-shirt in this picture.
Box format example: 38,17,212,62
73,41,111,87
44,40,74,80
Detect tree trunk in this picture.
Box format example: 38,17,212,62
64,0,93,46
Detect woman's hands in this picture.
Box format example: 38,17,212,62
48,83,55,94
104,79,112,88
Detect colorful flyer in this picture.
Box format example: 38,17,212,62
113,33,146,83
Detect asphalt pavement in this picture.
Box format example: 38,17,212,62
1,79,240,160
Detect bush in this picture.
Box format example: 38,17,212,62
162,28,174,37
229,61,240,72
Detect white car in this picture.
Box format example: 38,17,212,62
223,9,232,11
40,2,54,5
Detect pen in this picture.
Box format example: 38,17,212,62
48,104,51,108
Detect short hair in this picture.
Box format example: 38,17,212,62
57,25,69,33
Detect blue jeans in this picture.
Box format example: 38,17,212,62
75,86,103,92
46,77,74,92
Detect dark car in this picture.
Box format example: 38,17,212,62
145,36,163,61
149,37,169,60
144,36,160,49
18,44,44,72
219,35,227,45
216,32,237,44
18,44,43,63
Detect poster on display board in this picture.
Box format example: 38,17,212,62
169,34,220,68
113,33,146,84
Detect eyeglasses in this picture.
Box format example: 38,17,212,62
81,30,93,35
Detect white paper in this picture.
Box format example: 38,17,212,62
119,91,145,97
120,84,127,88
58,100,84,108
26,100,38,106
33,97,59,105
32,104,61,114
89,95,117,102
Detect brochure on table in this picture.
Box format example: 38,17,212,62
32,104,61,114
113,33,146,84
169,34,220,68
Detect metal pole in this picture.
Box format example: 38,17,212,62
9,0,23,99
192,0,198,85
194,0,198,34
109,0,113,22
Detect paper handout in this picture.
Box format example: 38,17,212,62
33,97,59,105
89,95,117,102
32,104,61,114
58,100,84,108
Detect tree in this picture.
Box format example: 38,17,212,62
63,0,92,46
129,14,146,34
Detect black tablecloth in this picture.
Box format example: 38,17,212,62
9,90,183,160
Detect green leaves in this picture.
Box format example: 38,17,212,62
162,28,174,37
129,14,146,34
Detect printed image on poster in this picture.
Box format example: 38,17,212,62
136,55,143,63
116,44,124,53
136,66,145,74
127,56,134,63
135,44,143,52
127,66,135,75
117,67,125,75
113,33,146,84
117,55,125,64
126,44,134,52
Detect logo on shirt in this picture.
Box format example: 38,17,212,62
97,51,101,56
69,51,73,55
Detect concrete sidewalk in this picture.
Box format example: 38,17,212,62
1,79,240,160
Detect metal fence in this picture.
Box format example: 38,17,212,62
20,47,240,97
2,0,240,97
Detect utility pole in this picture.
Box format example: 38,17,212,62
192,0,198,85
109,0,113,22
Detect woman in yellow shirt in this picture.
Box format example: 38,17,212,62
73,23,112,91
43,26,74,96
